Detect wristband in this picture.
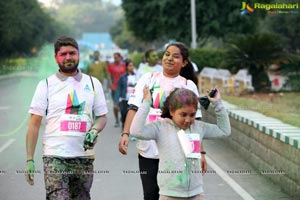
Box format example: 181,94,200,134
91,127,98,132
128,104,138,111
121,132,130,137
200,151,206,155
26,159,34,163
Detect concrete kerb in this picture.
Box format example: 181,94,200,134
203,100,300,197
223,100,300,149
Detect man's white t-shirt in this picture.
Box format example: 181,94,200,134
128,72,201,159
29,71,108,157
136,64,163,81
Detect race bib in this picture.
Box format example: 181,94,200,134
177,130,201,159
60,114,89,133
60,120,87,132
126,86,135,99
127,87,135,94
148,108,162,123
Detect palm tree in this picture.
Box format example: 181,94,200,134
224,32,287,92
279,54,300,91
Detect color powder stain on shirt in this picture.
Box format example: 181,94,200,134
160,160,176,174
176,161,190,184
160,161,186,187
177,173,183,183
153,89,167,108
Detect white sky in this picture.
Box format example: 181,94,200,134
38,0,122,6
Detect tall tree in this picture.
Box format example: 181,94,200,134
0,0,65,58
122,0,269,45
110,19,148,52
122,0,163,42
50,0,123,38
264,14,300,53
224,32,287,91
279,54,300,91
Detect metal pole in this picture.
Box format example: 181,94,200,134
191,0,197,49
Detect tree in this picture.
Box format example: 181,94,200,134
110,18,167,52
279,54,300,91
264,14,300,53
122,0,163,42
50,0,123,38
0,0,66,58
224,32,287,91
122,0,269,45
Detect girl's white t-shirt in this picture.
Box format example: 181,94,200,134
126,74,137,100
128,72,201,159
29,73,108,157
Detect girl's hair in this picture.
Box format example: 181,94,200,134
125,58,133,67
124,59,134,73
180,60,198,86
161,88,198,119
165,42,198,85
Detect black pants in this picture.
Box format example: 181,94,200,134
119,100,128,127
138,154,160,200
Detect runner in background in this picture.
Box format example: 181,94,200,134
114,59,137,129
87,50,108,91
107,52,126,127
136,49,163,80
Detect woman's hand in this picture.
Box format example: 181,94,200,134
118,134,129,155
143,85,151,101
207,88,221,102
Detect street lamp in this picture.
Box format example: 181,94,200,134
191,0,197,49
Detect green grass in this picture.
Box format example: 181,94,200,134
0,44,55,76
0,57,39,75
222,93,300,127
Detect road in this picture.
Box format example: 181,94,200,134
0,72,293,200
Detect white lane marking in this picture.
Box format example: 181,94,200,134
0,106,10,110
0,139,16,153
206,155,256,200
0,116,29,137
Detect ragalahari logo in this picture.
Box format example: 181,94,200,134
240,2,255,15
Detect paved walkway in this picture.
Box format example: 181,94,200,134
0,72,294,199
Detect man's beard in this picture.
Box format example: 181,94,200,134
59,60,79,73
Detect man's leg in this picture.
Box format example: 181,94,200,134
69,158,94,200
43,157,69,200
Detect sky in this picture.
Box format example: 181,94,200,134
38,0,122,6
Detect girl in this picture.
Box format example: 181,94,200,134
114,59,137,129
130,87,231,200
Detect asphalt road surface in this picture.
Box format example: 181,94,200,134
0,72,293,200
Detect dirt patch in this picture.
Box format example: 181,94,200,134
239,92,284,102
